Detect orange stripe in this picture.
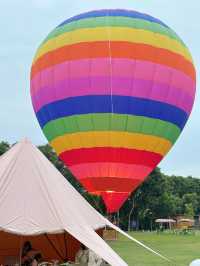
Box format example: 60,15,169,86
31,41,195,80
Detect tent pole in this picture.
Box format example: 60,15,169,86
19,235,23,266
105,209,108,230
117,211,120,227
44,234,65,261
64,231,68,261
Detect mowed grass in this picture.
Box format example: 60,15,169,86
109,231,200,266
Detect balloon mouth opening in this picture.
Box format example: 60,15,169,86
101,191,130,213
88,190,130,213
79,176,143,213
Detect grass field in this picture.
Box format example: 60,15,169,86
109,231,200,266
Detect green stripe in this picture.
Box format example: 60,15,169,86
41,16,186,48
42,113,181,143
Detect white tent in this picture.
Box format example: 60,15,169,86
0,139,127,266
0,139,169,265
155,219,176,223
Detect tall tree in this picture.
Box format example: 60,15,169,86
0,141,10,155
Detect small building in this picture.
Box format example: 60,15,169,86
155,219,176,230
155,217,195,230
175,216,194,229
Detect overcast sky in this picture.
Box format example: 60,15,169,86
0,0,199,177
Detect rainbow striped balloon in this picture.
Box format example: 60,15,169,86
31,9,196,213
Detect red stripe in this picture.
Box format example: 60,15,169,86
31,41,195,80
80,177,143,193
59,147,162,167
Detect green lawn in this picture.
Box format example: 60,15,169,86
109,231,200,266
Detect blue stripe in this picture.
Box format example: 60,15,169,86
36,95,188,130
57,9,168,29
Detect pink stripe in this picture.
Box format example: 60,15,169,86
31,58,195,96
32,76,194,114
69,163,152,180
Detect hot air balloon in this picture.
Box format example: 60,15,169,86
30,9,196,213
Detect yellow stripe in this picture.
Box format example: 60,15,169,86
34,27,192,64
50,131,172,155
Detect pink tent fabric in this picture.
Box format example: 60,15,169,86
0,139,127,266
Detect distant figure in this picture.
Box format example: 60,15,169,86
75,244,89,266
22,241,42,266
190,259,200,266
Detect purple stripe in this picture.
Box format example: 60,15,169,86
31,58,195,97
32,76,194,114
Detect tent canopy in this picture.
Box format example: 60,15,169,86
155,219,176,223
179,219,194,223
0,139,127,266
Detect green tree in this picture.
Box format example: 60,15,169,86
184,203,194,217
182,193,198,216
0,141,10,155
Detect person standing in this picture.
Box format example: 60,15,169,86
21,241,42,266
88,249,104,266
75,244,89,266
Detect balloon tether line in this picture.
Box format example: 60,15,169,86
108,222,174,263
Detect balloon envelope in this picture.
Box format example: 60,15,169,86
31,9,196,213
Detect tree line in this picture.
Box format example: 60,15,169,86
1,141,199,230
